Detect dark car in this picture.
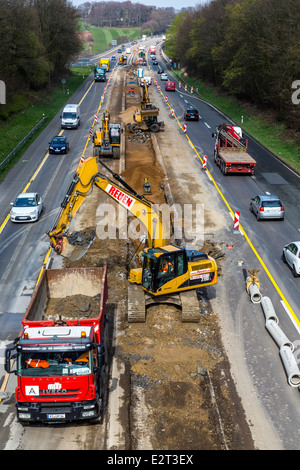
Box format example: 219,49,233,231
157,68,164,74
49,136,69,154
153,60,158,65
184,108,199,121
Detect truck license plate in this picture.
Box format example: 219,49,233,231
47,414,65,419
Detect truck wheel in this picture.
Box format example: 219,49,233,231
221,162,226,175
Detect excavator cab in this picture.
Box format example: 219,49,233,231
109,124,121,145
141,244,217,296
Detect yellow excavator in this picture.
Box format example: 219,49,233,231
47,157,217,322
127,81,164,133
93,109,122,159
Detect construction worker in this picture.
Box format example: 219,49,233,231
26,357,49,368
160,258,174,274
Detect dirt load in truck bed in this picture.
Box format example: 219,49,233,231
45,294,101,320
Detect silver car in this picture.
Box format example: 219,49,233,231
250,195,284,221
10,192,43,223
283,241,300,278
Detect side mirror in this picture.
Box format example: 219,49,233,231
5,344,18,375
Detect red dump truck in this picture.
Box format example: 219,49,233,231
5,266,108,424
213,123,256,175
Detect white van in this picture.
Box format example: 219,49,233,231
60,104,80,129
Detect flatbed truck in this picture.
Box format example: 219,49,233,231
213,123,256,175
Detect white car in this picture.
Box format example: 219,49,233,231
160,73,168,81
283,241,300,278
10,192,43,223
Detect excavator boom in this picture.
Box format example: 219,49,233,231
47,157,166,259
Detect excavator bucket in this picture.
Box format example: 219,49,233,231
58,228,96,261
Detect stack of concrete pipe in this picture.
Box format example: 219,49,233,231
261,296,300,387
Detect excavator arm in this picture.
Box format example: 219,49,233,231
47,157,166,257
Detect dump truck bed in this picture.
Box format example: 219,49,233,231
22,266,108,327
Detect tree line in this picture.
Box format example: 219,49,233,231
0,0,81,100
78,1,176,34
165,0,300,130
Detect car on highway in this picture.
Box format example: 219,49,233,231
111,55,116,61
117,49,122,53
157,69,164,74
283,241,300,277
165,81,176,91
160,73,168,81
250,195,284,221
10,192,43,223
49,136,69,154
184,108,199,121
153,60,158,65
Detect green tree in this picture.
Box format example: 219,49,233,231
34,0,82,79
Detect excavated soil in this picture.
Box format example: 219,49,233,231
62,65,255,449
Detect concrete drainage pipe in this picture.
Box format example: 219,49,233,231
248,283,262,303
279,345,300,387
265,319,294,352
261,296,279,324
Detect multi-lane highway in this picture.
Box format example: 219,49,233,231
0,39,300,449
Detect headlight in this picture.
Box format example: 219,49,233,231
82,410,96,418
61,146,65,150
19,413,31,419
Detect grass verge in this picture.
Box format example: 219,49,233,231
174,70,300,174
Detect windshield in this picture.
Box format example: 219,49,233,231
52,138,65,144
14,197,37,207
18,349,92,377
62,112,76,119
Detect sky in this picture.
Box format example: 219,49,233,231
70,0,203,11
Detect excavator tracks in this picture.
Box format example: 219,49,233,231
127,283,201,323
